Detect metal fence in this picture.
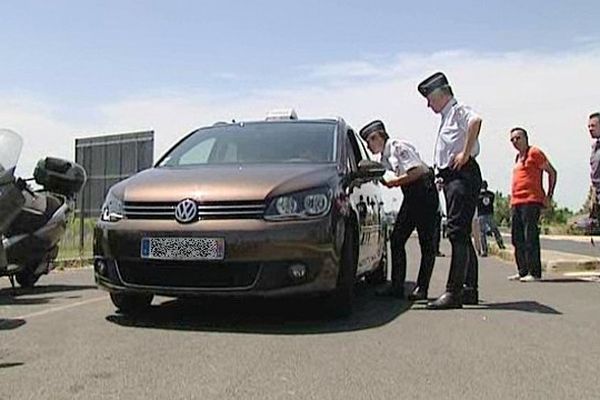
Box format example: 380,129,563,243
69,131,154,258
76,131,154,218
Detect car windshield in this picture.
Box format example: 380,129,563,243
157,121,336,166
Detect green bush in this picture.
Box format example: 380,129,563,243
57,217,96,260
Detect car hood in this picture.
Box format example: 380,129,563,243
114,164,338,202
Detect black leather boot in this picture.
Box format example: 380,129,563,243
426,292,462,309
407,287,428,301
462,288,479,305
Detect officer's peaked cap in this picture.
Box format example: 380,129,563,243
418,72,450,97
359,120,389,140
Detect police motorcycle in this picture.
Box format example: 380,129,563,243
0,129,86,288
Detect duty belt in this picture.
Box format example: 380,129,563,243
435,157,477,183
402,168,435,195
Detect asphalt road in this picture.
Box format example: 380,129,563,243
539,238,600,258
1,238,599,400
499,232,600,257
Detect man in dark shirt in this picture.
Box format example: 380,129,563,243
477,180,505,256
573,113,600,236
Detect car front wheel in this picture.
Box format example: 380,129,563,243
328,228,358,318
110,293,153,315
365,249,387,285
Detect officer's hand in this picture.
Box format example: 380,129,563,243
543,195,553,209
382,180,395,188
451,152,469,170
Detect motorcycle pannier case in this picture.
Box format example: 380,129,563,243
34,157,87,197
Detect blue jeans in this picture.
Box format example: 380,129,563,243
478,214,504,255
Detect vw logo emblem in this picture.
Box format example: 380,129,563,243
174,199,198,224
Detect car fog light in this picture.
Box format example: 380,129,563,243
288,263,307,280
95,259,107,275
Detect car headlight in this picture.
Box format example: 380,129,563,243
100,191,124,222
265,188,332,220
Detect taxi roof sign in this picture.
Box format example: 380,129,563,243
266,108,298,121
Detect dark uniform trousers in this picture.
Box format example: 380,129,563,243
437,158,482,293
432,210,442,254
390,170,439,292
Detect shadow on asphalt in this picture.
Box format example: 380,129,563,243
0,318,26,330
538,278,593,283
475,301,561,314
105,284,412,335
0,362,24,369
0,284,97,306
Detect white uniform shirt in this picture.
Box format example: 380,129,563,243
434,98,481,169
380,139,426,176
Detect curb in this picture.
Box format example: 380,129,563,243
489,245,600,273
544,259,600,272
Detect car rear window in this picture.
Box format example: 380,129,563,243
158,122,336,166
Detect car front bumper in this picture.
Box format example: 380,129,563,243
93,216,343,298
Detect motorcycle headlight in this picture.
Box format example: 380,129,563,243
100,191,124,222
265,188,332,221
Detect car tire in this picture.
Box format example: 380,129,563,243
365,249,387,285
110,293,153,315
329,227,358,318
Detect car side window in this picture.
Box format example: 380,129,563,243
346,129,362,172
357,138,373,161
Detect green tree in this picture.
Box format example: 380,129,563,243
493,191,511,227
492,191,574,227
579,186,595,215
541,200,573,225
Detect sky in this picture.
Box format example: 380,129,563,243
1,0,599,211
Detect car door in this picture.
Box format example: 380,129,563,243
345,128,383,275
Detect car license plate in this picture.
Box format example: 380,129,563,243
140,237,225,260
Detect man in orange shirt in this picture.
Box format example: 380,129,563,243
509,127,557,281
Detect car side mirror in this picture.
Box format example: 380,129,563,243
353,160,386,181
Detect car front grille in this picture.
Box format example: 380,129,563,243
123,201,265,220
116,260,261,289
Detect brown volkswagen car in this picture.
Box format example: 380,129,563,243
94,111,388,316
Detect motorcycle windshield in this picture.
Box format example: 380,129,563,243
0,129,23,179
0,129,25,233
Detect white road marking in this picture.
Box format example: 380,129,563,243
563,271,600,277
562,271,600,282
6,296,107,322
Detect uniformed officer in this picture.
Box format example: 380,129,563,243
418,72,483,309
359,120,439,300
